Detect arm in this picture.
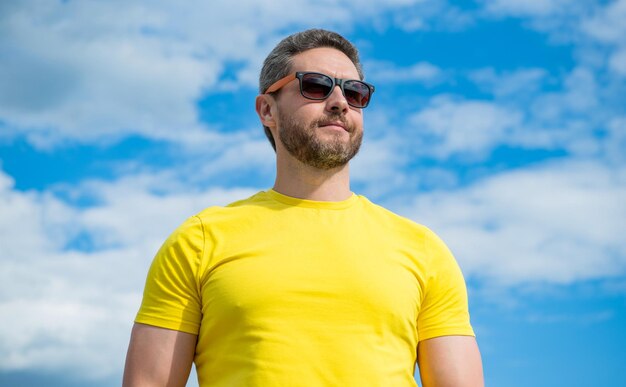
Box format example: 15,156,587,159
123,323,197,387
417,335,484,387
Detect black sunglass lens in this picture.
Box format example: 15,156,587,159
301,74,333,99
344,81,370,107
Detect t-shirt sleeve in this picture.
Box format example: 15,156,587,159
135,215,204,335
417,229,475,341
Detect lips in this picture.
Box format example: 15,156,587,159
319,120,348,132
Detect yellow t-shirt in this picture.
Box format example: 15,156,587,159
136,190,474,386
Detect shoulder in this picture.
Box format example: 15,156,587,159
151,191,272,274
156,191,267,244
356,195,456,266
195,190,274,219
356,195,436,238
178,190,284,242
182,190,269,228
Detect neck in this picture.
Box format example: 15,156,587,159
273,154,352,201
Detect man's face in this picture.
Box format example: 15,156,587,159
272,47,365,170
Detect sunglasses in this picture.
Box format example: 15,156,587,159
265,71,375,108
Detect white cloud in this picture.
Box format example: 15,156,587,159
463,66,619,161
482,0,577,17
402,159,626,286
69,172,260,249
481,0,626,78
469,67,547,98
0,167,259,379
0,273,139,378
468,66,598,125
391,0,474,32
580,0,626,45
516,67,605,154
529,67,598,123
366,60,445,85
608,48,626,76
193,134,275,180
351,135,411,197
0,172,74,261
604,116,626,164
409,96,523,159
360,64,617,168
0,2,222,147
0,0,431,149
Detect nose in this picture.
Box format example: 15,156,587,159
325,85,349,114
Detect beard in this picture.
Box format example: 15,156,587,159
277,111,363,170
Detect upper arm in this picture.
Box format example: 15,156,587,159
136,216,205,334
123,323,197,387
417,335,484,387
418,229,474,340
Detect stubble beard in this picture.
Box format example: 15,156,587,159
278,111,363,170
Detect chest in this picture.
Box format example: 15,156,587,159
200,223,426,331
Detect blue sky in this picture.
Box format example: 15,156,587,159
1,1,625,386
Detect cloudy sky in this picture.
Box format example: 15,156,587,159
1,1,625,386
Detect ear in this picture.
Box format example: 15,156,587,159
256,94,277,129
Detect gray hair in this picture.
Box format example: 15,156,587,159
259,29,364,150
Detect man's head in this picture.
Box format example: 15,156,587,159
257,29,370,170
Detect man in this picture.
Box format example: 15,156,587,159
123,29,483,386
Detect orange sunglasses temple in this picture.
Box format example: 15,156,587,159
265,74,297,94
